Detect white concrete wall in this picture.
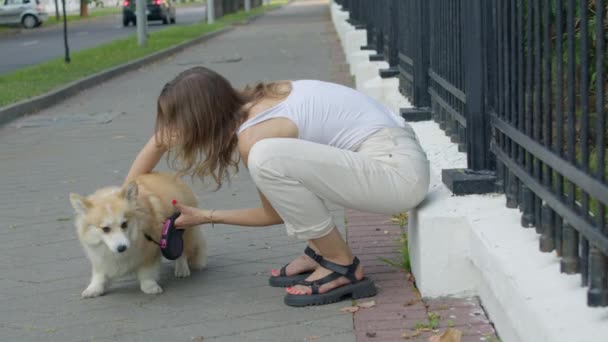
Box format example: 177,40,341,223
330,2,608,342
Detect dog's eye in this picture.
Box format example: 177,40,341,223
102,227,111,233
121,221,128,229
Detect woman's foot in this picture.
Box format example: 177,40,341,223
270,254,319,277
286,262,365,295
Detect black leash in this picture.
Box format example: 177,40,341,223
144,233,161,246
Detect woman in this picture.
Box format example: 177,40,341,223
125,66,430,307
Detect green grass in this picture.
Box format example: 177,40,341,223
0,3,283,107
415,312,441,331
378,212,412,273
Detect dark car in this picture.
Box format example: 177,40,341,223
122,0,176,27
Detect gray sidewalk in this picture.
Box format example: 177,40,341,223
0,1,356,341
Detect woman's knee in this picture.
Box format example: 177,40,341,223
247,138,285,181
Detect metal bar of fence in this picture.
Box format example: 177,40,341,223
554,0,564,256
579,0,591,288
562,0,580,274
521,0,535,228
498,0,506,176
507,0,519,208
504,0,512,195
457,1,465,150
437,0,447,131
415,0,430,108
533,0,542,237
517,0,525,212
540,0,555,253
588,0,607,307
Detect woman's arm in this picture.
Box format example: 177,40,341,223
125,135,167,184
174,191,283,227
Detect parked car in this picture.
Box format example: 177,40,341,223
0,0,47,29
122,0,175,27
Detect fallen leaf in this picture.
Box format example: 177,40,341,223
340,306,359,313
428,328,462,342
305,336,320,340
56,217,71,222
402,330,421,339
405,299,417,306
192,337,204,342
358,300,376,308
9,224,17,229
365,331,377,338
384,230,389,234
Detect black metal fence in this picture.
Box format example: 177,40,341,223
335,0,608,307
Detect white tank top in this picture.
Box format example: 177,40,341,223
237,80,405,151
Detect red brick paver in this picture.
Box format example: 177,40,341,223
345,210,499,342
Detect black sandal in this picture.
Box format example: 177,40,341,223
268,246,324,288
283,256,377,307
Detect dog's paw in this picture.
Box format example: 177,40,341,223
140,280,163,295
174,261,191,278
81,285,105,298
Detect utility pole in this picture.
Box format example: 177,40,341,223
136,0,147,46
61,0,70,63
207,0,214,24
245,0,250,12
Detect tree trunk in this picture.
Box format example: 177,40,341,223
54,0,60,19
80,0,88,17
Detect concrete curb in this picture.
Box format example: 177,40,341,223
0,27,233,127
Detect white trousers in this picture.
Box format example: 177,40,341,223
248,126,430,240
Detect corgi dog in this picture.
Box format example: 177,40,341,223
69,172,207,298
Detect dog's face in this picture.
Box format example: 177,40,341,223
69,182,140,254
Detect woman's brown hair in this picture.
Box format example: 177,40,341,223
155,66,288,189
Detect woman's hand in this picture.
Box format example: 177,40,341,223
171,200,210,228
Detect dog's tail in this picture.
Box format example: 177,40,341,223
187,228,208,270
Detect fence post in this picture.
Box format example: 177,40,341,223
413,0,430,108
379,0,400,78
401,0,432,121
441,0,497,195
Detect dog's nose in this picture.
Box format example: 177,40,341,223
117,245,127,253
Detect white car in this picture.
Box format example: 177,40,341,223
0,0,48,29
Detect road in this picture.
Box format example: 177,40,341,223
0,6,206,75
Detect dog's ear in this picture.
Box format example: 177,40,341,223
122,181,139,203
69,193,91,215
